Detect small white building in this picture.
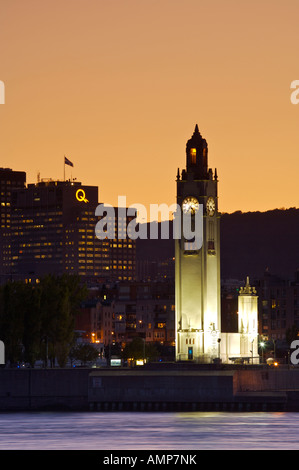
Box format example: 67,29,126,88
220,277,259,364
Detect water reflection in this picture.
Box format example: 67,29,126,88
0,411,298,450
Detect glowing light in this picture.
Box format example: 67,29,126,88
76,189,89,203
190,148,196,164
136,359,145,366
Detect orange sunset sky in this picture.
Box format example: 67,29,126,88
0,0,299,221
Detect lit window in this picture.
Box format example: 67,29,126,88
190,148,196,164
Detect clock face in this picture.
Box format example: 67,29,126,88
206,197,216,216
182,196,199,215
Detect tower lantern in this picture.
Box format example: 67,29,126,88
186,124,208,178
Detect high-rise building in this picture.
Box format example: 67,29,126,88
109,207,136,282
10,179,136,283
0,168,26,281
11,179,104,281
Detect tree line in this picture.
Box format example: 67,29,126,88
0,274,88,367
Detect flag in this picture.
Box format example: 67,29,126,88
64,156,74,167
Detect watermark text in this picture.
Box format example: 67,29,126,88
0,341,4,364
290,340,299,364
290,80,299,105
0,81,4,104
95,196,203,251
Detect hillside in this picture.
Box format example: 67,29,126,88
136,208,299,280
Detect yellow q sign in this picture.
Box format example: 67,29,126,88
76,189,89,203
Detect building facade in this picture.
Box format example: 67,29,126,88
10,179,136,283
76,280,175,350
108,207,136,282
256,270,299,341
0,168,26,281
11,180,104,281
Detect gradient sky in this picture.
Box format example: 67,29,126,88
0,0,299,221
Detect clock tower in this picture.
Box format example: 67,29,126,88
175,125,221,363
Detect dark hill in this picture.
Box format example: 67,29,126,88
136,208,299,280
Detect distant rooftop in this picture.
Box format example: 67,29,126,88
27,179,82,188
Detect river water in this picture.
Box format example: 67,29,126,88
0,411,298,450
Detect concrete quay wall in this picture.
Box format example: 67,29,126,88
235,368,299,392
88,370,234,404
0,367,299,412
0,368,91,411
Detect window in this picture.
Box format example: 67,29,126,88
190,148,196,164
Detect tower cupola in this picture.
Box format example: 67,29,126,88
186,124,208,179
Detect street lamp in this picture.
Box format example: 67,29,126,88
260,341,265,364
217,338,221,362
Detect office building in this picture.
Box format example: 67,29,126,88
10,179,136,283
11,179,104,280
0,168,26,281
108,207,136,282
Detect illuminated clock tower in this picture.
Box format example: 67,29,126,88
175,125,221,363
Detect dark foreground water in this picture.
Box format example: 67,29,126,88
0,411,299,450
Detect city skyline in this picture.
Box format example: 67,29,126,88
2,2,299,452
0,0,299,220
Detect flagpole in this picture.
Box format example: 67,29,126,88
64,156,74,181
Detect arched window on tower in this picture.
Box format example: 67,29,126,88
190,148,196,165
203,147,207,167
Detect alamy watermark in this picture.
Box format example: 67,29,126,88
290,340,299,365
290,80,299,105
0,81,4,104
0,341,4,364
95,196,203,251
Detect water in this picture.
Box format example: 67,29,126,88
0,411,298,450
